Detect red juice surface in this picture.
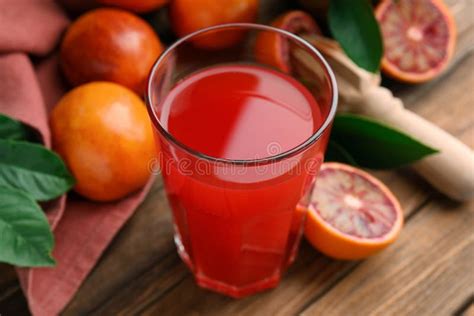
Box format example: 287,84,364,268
157,64,324,297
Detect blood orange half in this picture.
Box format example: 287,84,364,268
255,10,321,73
375,0,456,83
305,163,403,260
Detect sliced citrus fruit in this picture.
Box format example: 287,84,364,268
305,162,403,260
375,0,456,83
255,10,321,73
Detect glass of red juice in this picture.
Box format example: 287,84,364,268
146,24,337,298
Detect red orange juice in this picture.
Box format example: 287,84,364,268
154,64,329,297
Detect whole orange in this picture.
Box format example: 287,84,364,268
97,0,169,13
60,8,163,95
50,82,156,202
170,0,258,49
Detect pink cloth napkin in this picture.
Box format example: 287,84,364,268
0,1,154,315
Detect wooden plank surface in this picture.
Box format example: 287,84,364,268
301,199,474,316
0,0,473,315
80,48,474,316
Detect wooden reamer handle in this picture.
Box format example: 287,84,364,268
355,85,474,201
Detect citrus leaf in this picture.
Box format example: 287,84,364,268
0,140,74,201
0,186,55,267
0,114,35,141
328,0,383,72
331,114,438,169
325,140,359,166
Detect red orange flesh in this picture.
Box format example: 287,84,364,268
305,163,403,260
376,0,456,83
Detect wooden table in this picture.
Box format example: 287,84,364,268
1,1,473,315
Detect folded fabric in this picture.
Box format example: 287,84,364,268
15,182,153,316
0,1,154,315
0,0,69,55
0,54,52,146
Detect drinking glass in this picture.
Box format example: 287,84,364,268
146,23,337,298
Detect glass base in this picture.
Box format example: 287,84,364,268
195,272,280,299
174,233,282,298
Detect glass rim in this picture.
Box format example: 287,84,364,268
146,23,338,166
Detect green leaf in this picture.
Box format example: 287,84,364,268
328,0,383,72
0,140,74,201
0,186,55,267
0,114,35,141
330,114,438,169
325,140,359,165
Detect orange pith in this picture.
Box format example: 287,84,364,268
375,0,456,83
305,163,403,260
